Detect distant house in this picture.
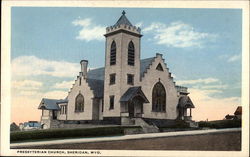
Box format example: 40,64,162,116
224,106,242,120
224,114,235,120
234,106,242,120
10,122,20,132
20,121,41,130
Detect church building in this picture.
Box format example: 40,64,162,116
38,11,195,129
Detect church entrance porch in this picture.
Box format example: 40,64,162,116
128,96,144,118
120,87,149,125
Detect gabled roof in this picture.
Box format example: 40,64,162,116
120,86,149,103
178,96,195,108
234,106,242,115
113,10,133,27
86,78,104,98
38,98,68,110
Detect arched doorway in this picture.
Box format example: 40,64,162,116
128,96,144,118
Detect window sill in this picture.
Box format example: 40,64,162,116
151,110,166,113
75,111,84,113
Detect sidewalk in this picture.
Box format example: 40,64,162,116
10,128,241,148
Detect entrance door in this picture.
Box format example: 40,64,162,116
133,97,143,117
128,102,134,117
52,110,57,120
128,97,144,118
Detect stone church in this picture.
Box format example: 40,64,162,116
38,11,195,129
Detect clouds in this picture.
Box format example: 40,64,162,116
143,21,217,48
12,56,79,78
12,80,43,90
228,54,241,62
177,77,219,85
176,77,233,97
135,22,143,28
219,54,241,63
53,80,74,89
72,18,106,42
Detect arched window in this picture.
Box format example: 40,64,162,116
110,41,116,65
128,41,135,66
152,82,166,112
75,93,84,112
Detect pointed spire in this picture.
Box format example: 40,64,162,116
113,10,133,27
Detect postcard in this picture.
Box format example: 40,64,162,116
1,0,249,156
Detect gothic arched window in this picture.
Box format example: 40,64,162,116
152,82,166,112
128,41,135,66
75,93,84,112
110,41,116,65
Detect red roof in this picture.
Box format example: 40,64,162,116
234,106,242,115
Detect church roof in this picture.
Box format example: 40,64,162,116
178,96,195,108
140,57,155,78
113,10,133,27
38,98,68,110
120,86,149,103
86,78,104,98
87,67,105,80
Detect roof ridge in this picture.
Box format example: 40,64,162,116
113,10,133,27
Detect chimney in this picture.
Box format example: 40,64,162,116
80,60,88,78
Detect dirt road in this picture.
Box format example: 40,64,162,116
15,131,241,151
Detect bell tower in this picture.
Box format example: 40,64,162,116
103,11,142,119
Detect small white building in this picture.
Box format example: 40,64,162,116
38,11,195,129
19,121,41,130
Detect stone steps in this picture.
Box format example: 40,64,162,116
50,120,61,128
134,118,159,133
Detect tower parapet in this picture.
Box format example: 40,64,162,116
106,24,141,34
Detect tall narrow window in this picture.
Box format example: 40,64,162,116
60,106,62,114
60,105,67,114
152,82,166,112
128,41,135,66
110,73,116,85
127,74,134,85
109,95,114,110
110,41,116,65
75,94,84,112
65,106,67,114
101,99,104,112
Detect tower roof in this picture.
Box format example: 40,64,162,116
113,10,133,27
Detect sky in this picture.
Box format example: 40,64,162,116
11,7,242,124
